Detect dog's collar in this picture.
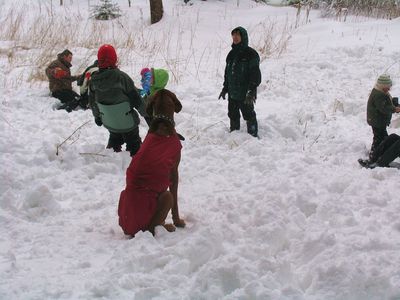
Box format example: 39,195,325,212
153,114,175,126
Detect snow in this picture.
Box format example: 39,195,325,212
1,0,400,299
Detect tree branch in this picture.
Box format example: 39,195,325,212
56,120,91,156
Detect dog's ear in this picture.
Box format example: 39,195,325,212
168,91,182,113
173,97,182,113
146,95,155,117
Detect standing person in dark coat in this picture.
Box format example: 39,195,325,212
366,74,400,160
89,44,144,156
218,26,262,137
45,49,84,112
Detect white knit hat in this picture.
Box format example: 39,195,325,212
376,74,392,86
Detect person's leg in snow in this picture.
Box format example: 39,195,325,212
106,132,124,152
52,89,81,112
240,101,258,137
369,126,388,160
78,91,89,110
123,127,142,156
359,134,400,168
228,100,241,132
376,136,400,167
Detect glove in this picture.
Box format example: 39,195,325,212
94,117,102,127
244,90,256,105
393,97,399,107
139,89,148,98
218,88,228,100
53,67,68,79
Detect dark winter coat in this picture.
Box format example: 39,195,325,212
77,61,99,96
223,27,261,101
45,54,78,93
367,88,396,129
77,60,98,86
89,67,143,132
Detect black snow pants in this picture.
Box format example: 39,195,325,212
228,99,258,137
373,134,400,167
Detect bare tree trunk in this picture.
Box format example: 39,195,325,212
60,0,63,5
128,0,131,7
150,0,163,24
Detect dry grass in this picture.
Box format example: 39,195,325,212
319,0,400,20
0,4,295,86
251,17,294,61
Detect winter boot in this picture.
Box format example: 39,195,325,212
358,159,377,169
230,119,240,132
66,99,80,112
106,141,122,153
107,144,122,153
57,103,72,112
79,94,89,110
368,151,375,162
247,119,258,137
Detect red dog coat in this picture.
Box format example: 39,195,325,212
118,133,182,236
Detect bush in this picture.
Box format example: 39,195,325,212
90,0,122,21
317,0,400,19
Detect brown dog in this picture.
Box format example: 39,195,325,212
146,89,182,132
146,89,185,230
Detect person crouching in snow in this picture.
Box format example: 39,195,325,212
89,44,145,156
45,49,85,112
366,74,400,160
118,110,184,237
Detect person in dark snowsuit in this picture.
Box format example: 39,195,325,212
77,60,99,109
89,44,144,156
366,74,400,159
219,26,262,137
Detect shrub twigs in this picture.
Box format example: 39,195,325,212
56,120,91,156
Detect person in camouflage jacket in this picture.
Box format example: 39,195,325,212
45,49,84,112
219,26,261,137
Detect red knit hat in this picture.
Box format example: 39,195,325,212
97,44,117,68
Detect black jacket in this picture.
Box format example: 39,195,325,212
367,88,395,128
223,27,261,101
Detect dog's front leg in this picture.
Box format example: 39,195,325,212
170,156,185,228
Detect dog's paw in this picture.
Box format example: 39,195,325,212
163,223,176,232
173,218,186,228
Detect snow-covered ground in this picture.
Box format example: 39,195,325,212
1,0,400,299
